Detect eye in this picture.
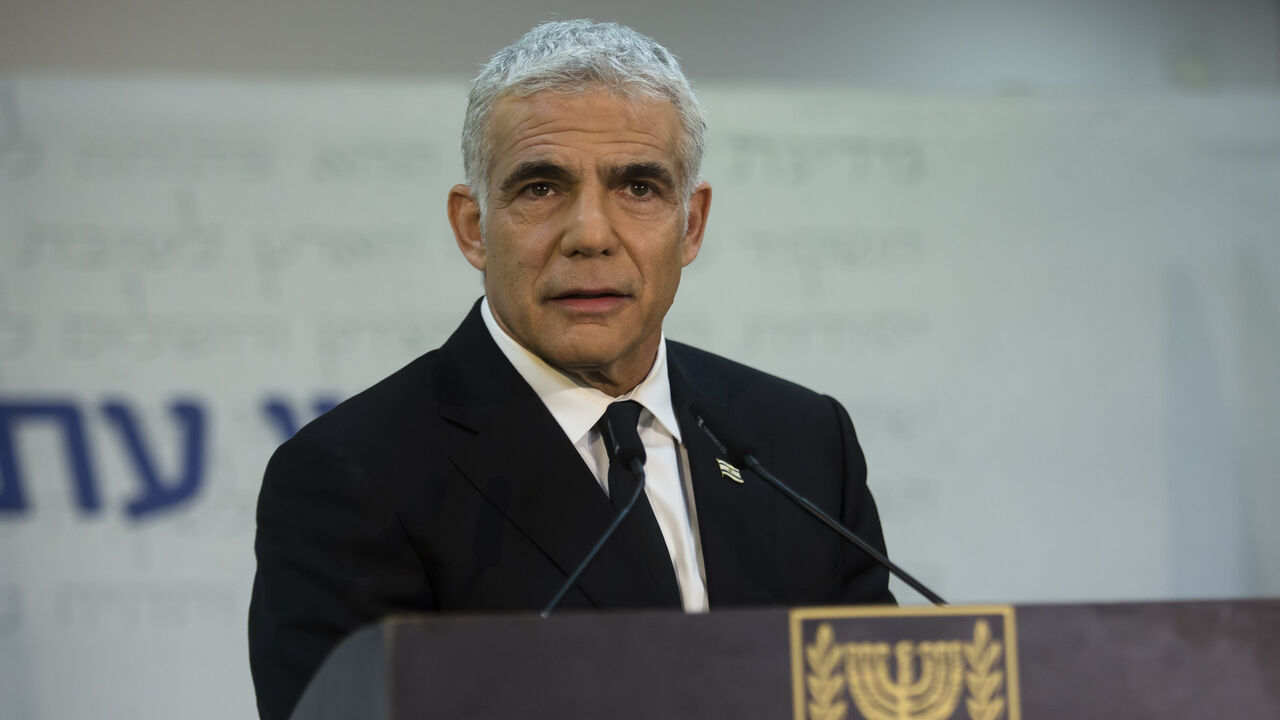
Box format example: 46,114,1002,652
526,182,554,198
628,182,652,197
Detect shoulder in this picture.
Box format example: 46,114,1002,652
281,349,447,468
667,339,838,416
666,340,854,465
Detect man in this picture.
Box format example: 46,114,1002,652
249,19,893,720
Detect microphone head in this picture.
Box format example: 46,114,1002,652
688,402,757,462
600,415,647,466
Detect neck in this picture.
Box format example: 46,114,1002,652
552,347,658,397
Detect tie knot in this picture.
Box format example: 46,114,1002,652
603,400,644,428
600,400,646,465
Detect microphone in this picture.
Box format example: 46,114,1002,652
600,408,647,478
690,402,947,606
540,413,648,617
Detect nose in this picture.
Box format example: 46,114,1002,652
560,186,617,257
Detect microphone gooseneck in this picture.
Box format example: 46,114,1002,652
540,408,649,618
692,403,757,460
689,402,947,606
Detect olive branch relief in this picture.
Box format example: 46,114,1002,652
963,621,1005,720
806,623,849,720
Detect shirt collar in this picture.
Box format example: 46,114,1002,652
480,297,682,445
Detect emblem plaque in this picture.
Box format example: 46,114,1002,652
790,605,1020,720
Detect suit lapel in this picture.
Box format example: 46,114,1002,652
438,301,681,610
668,343,787,607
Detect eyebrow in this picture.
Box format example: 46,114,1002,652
497,161,575,194
603,161,676,190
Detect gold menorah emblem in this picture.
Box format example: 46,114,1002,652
845,636,964,720
794,608,1017,720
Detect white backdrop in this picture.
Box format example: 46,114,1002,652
1,76,1278,718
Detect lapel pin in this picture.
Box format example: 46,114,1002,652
716,458,744,484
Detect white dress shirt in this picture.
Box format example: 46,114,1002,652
480,299,708,612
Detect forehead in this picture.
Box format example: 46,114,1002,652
486,88,683,176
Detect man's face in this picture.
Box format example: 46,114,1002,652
449,88,711,394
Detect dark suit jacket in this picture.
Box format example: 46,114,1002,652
248,301,893,720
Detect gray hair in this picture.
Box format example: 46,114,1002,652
462,19,706,216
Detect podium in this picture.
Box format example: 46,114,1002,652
291,599,1280,719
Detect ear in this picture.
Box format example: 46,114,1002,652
680,181,712,267
448,184,486,271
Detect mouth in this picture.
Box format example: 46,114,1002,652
549,288,630,312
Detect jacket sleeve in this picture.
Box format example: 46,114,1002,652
248,435,434,720
829,395,897,605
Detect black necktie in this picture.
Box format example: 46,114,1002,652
599,401,682,606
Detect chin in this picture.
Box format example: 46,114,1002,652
543,347,618,372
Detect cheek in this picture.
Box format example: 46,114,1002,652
640,250,685,303
485,235,549,295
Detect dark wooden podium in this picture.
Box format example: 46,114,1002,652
291,599,1280,719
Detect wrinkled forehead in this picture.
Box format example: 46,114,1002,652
484,87,685,177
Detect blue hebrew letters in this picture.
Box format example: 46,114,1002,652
101,400,206,519
0,401,99,514
261,396,339,441
2,396,331,518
